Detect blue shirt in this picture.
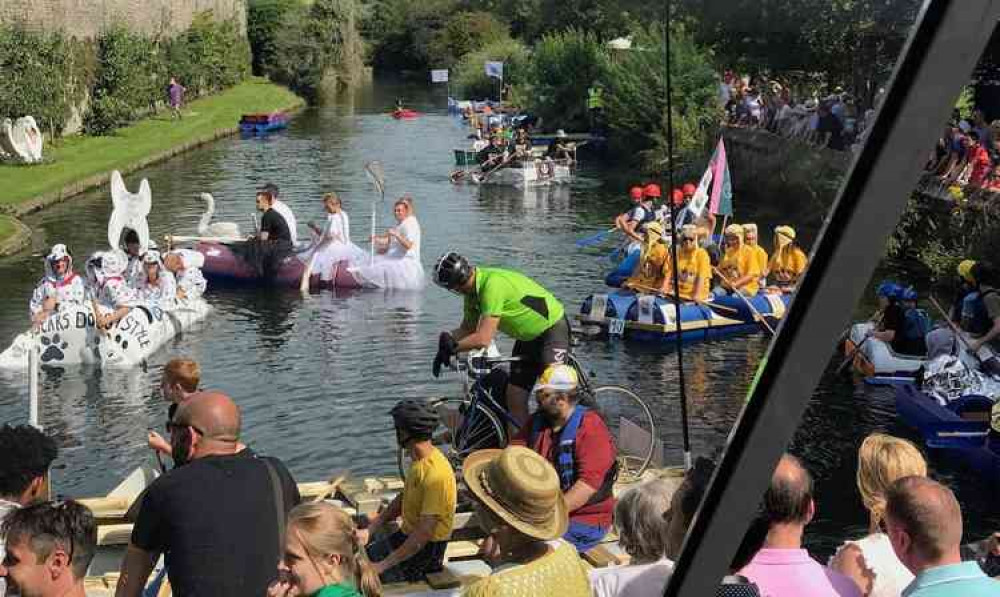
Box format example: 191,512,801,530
902,561,1000,597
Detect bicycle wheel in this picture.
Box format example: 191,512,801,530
397,397,508,479
588,386,657,482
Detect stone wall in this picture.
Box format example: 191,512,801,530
0,0,246,39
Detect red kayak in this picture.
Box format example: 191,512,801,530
392,109,420,119
196,242,363,289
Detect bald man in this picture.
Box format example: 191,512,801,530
739,454,860,597
116,392,300,597
885,476,998,596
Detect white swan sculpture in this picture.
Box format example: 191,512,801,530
1,116,43,163
108,170,152,253
198,193,242,238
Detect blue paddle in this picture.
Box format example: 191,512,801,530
576,227,616,248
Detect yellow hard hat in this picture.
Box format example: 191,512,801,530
958,259,977,284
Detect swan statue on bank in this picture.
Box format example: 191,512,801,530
0,116,43,163
198,193,242,238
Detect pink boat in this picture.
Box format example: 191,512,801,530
196,242,363,289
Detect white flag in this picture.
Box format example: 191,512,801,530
686,164,714,220
430,69,449,83
485,61,504,79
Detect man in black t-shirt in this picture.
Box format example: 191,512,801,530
115,392,300,597
255,190,292,246
243,189,293,279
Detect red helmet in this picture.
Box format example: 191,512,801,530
671,189,684,205
629,186,643,200
643,184,662,198
682,183,697,196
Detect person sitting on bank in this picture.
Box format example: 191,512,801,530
511,364,617,553
163,249,207,301
461,446,593,597
0,424,59,596
623,222,668,293
0,500,96,597
884,476,999,596
135,249,177,307
715,224,762,297
738,454,861,597
117,392,301,597
29,243,86,328
267,502,382,597
362,400,456,583
661,224,712,302
767,226,808,292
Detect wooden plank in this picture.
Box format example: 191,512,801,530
426,570,462,589
444,539,483,560
97,524,133,546
584,544,630,568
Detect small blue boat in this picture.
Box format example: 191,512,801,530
895,383,1000,478
239,111,289,134
576,289,791,344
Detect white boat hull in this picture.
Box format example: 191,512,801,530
0,301,211,369
479,161,573,187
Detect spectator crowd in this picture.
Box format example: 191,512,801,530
1,358,999,597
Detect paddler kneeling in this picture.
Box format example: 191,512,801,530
622,222,668,292
766,225,808,293
713,224,761,297
661,224,712,302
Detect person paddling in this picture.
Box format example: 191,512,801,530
661,224,712,302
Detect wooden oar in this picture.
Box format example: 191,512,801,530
712,266,776,335
927,296,999,368
834,312,884,374
628,283,740,314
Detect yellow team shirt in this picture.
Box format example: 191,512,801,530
719,245,762,295
663,247,711,301
624,243,669,290
462,541,592,597
402,447,457,542
768,247,808,284
749,244,769,275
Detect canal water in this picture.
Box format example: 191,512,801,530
0,79,996,557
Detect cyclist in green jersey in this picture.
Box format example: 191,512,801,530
431,252,570,426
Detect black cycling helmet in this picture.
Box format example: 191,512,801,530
433,251,473,290
390,399,439,439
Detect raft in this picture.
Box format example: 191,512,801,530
80,463,684,596
197,241,364,289
475,160,573,187
0,301,211,370
845,322,926,384
576,289,790,344
239,112,288,134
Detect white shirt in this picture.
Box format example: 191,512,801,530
590,558,675,597
388,215,421,260
29,272,86,317
138,270,178,305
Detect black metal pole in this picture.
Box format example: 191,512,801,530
663,0,692,470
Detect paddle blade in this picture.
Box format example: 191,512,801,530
365,161,386,197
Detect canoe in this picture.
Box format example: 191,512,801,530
392,109,421,119
845,322,927,384
80,462,684,596
0,300,211,370
576,289,790,344
197,241,363,289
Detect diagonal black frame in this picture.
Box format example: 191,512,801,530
666,2,1000,595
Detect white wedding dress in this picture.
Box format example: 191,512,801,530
349,215,425,290
310,212,366,282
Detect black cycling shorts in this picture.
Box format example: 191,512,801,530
509,317,571,390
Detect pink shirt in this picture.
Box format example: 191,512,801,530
740,548,862,597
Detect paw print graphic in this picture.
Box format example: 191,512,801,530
39,333,69,363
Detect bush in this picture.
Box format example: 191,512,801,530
0,26,88,136
523,29,607,132
601,23,718,170
452,37,529,100
427,12,509,68
365,0,458,72
267,0,365,102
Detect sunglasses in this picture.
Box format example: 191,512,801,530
165,420,206,436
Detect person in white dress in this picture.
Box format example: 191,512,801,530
164,249,207,301
349,195,425,290
306,192,366,282
136,249,177,307
29,243,86,328
828,434,926,597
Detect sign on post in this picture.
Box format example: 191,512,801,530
430,69,449,83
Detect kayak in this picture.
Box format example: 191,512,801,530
576,289,790,344
391,109,420,119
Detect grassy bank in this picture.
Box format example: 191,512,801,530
0,216,15,242
0,77,303,237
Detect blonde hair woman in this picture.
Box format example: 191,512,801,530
268,503,382,597
348,195,425,290
829,433,927,597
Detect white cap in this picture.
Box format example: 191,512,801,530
47,244,70,262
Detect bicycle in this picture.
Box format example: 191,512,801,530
397,351,658,484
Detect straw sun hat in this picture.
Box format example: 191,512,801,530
463,446,569,541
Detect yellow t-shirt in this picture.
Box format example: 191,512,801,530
462,541,591,597
401,447,457,542
768,247,808,284
749,244,769,275
719,245,761,295
624,243,669,290
663,247,711,301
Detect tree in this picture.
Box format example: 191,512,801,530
523,29,607,131
453,37,528,99
427,12,509,68
248,0,299,75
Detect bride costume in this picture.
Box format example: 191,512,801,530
349,213,425,290
311,210,366,282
